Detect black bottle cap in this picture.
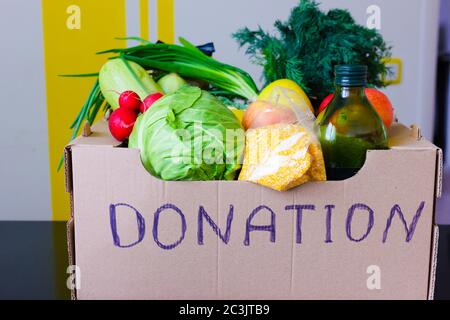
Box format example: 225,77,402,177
335,65,367,87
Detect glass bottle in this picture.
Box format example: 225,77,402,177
316,65,388,180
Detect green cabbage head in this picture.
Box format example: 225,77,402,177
129,86,244,181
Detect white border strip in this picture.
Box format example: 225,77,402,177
149,0,158,42
126,0,140,47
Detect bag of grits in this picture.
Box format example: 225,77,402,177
239,87,326,191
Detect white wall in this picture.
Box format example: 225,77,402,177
0,1,51,220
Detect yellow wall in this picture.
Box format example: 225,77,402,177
42,0,126,220
157,0,175,43
42,0,174,220
140,0,175,42
140,0,150,40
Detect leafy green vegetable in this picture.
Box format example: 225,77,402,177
99,37,259,101
233,0,392,104
129,86,244,181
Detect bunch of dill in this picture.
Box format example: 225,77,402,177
233,0,392,107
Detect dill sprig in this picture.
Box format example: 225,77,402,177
233,0,392,106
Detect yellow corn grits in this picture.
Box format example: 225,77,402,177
239,124,326,191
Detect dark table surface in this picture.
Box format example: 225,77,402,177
0,222,449,300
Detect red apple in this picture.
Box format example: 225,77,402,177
243,101,297,130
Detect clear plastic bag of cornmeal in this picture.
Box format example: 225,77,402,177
239,123,326,191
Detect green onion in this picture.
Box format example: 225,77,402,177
99,37,259,101
57,79,105,171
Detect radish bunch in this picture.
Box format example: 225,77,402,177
109,91,164,142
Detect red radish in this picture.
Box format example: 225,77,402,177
119,91,142,112
108,108,138,141
140,92,164,113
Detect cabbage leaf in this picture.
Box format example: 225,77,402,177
129,86,244,181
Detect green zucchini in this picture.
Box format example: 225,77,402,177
157,73,187,94
99,58,162,109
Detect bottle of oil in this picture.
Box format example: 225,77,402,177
316,65,388,180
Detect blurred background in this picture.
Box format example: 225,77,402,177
0,0,448,222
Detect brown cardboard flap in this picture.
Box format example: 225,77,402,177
409,124,422,141
388,124,436,150
68,120,438,151
64,147,73,193
66,218,77,300
428,226,439,300
70,119,121,147
436,149,443,199
64,146,75,219
82,121,92,137
66,119,440,300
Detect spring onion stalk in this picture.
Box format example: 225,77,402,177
57,80,108,171
99,37,259,101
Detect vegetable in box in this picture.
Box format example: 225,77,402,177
129,86,245,181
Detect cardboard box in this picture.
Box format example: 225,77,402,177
65,120,442,300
